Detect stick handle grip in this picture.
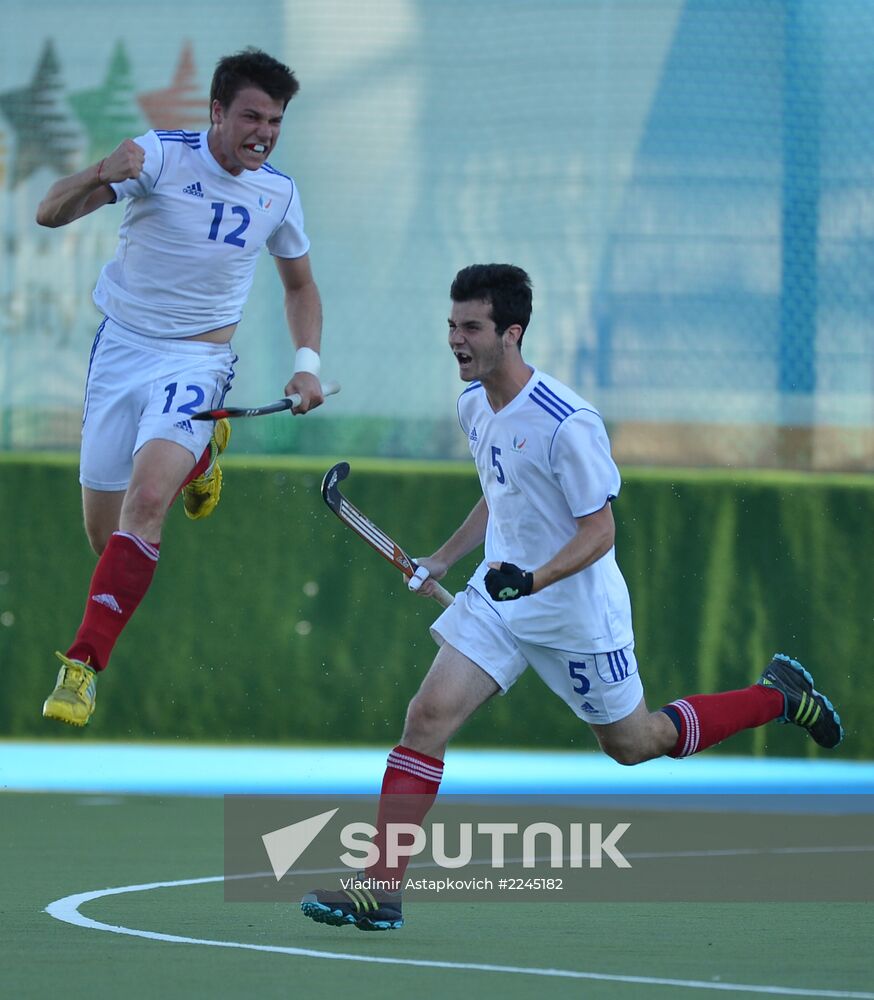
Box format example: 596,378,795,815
283,379,341,409
430,582,455,609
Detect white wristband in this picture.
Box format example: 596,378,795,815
294,347,321,377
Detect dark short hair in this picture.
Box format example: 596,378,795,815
450,264,533,339
210,48,299,114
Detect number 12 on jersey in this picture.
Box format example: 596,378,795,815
163,382,206,415
208,202,250,247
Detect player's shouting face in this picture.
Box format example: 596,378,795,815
210,86,285,175
448,298,520,384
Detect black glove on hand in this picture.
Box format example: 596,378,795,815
484,562,534,601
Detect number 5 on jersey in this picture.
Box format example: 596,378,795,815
491,445,506,484
568,660,590,696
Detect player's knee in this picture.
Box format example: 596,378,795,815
86,534,106,556
123,481,169,526
403,692,452,742
83,520,111,556
600,741,650,767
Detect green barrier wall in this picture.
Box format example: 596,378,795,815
1,456,870,758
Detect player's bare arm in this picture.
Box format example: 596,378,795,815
486,500,615,599
411,496,490,599
431,495,490,573
528,501,616,592
36,138,144,228
276,253,324,412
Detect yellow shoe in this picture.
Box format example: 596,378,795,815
43,653,98,727
182,418,231,520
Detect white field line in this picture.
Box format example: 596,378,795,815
45,873,874,999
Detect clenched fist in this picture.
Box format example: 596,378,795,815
99,138,145,185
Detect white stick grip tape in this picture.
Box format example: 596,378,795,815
408,564,431,592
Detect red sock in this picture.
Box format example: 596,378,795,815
67,531,160,670
663,686,784,757
171,444,211,505
367,745,444,889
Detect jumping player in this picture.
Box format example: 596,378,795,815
301,263,843,931
36,48,325,726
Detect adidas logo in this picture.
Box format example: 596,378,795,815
92,593,122,614
794,692,821,727
579,701,600,714
174,419,194,434
469,426,478,442
183,181,204,198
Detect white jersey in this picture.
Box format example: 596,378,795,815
458,368,633,652
93,129,310,338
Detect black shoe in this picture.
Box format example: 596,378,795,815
758,653,844,749
301,882,404,931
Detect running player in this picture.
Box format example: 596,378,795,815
301,263,843,931
36,48,325,727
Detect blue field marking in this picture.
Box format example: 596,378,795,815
1,741,873,798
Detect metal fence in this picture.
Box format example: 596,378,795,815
1,0,871,469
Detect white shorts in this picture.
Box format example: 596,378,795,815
80,317,237,491
431,587,644,725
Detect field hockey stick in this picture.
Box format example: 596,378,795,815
191,380,341,420
321,461,454,609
